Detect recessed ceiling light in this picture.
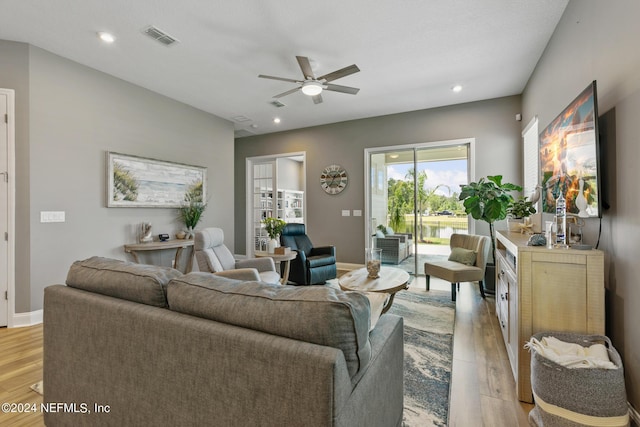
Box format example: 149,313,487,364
452,85,463,93
273,117,281,124
97,32,115,43
389,154,399,159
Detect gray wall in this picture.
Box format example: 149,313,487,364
235,95,522,263
1,41,234,313
522,0,640,410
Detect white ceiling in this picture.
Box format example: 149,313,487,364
0,0,568,137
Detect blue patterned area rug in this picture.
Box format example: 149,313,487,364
388,288,455,427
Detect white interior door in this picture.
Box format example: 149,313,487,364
0,89,14,327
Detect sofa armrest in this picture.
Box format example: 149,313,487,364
236,257,276,272
214,268,260,281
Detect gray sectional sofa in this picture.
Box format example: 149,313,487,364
43,257,404,427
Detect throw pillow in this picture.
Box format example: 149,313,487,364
66,256,182,307
386,226,395,235
448,247,477,266
375,230,386,239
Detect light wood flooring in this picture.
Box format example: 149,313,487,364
0,277,532,427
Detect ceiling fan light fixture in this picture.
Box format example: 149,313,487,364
301,81,323,96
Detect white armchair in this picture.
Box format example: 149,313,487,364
194,228,281,284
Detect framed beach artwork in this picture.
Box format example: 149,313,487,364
106,152,207,208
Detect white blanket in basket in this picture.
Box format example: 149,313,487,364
525,336,617,369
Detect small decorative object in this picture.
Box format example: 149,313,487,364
274,246,291,255
365,248,382,279
545,221,555,249
555,192,568,247
575,178,589,218
139,222,153,243
158,233,170,242
527,233,546,246
177,187,206,239
175,231,186,239
517,218,534,234
320,164,348,195
262,217,286,254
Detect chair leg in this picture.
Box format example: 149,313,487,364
426,275,430,291
478,279,486,299
451,283,456,301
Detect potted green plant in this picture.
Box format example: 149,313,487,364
459,175,521,292
178,190,206,239
507,196,536,232
262,217,286,253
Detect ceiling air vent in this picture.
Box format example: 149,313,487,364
142,26,179,46
270,100,286,108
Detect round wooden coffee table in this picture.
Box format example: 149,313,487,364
338,266,410,313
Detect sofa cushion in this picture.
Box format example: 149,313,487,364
167,272,372,378
66,256,182,307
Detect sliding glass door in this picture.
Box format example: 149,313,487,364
366,140,472,276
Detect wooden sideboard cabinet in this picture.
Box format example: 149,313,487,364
494,230,604,403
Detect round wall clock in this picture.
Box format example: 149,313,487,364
320,164,348,195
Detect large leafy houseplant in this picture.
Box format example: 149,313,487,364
459,175,521,265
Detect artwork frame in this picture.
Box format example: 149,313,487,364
106,151,207,208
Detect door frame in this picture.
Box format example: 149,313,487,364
1,88,15,327
245,151,306,257
364,138,476,274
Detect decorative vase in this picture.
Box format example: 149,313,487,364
575,178,589,218
268,238,279,254
184,226,194,239
365,248,382,279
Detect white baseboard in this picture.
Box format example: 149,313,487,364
629,402,640,426
10,309,43,327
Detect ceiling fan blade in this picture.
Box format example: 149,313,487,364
274,87,301,98
258,74,300,83
296,56,315,79
312,94,323,104
318,64,360,82
325,83,360,95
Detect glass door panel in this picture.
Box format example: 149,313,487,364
252,161,275,252
367,142,470,276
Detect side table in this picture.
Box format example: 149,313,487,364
254,251,298,284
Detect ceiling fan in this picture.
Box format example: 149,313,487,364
258,56,360,104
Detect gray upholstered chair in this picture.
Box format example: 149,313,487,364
424,233,490,301
194,227,281,284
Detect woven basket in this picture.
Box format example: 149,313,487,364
528,332,629,427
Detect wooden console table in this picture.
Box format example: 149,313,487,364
124,239,195,273
495,230,604,403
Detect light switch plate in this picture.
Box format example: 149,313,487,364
353,210,362,216
341,210,351,216
40,211,66,223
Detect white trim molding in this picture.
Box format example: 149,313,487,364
11,309,43,328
